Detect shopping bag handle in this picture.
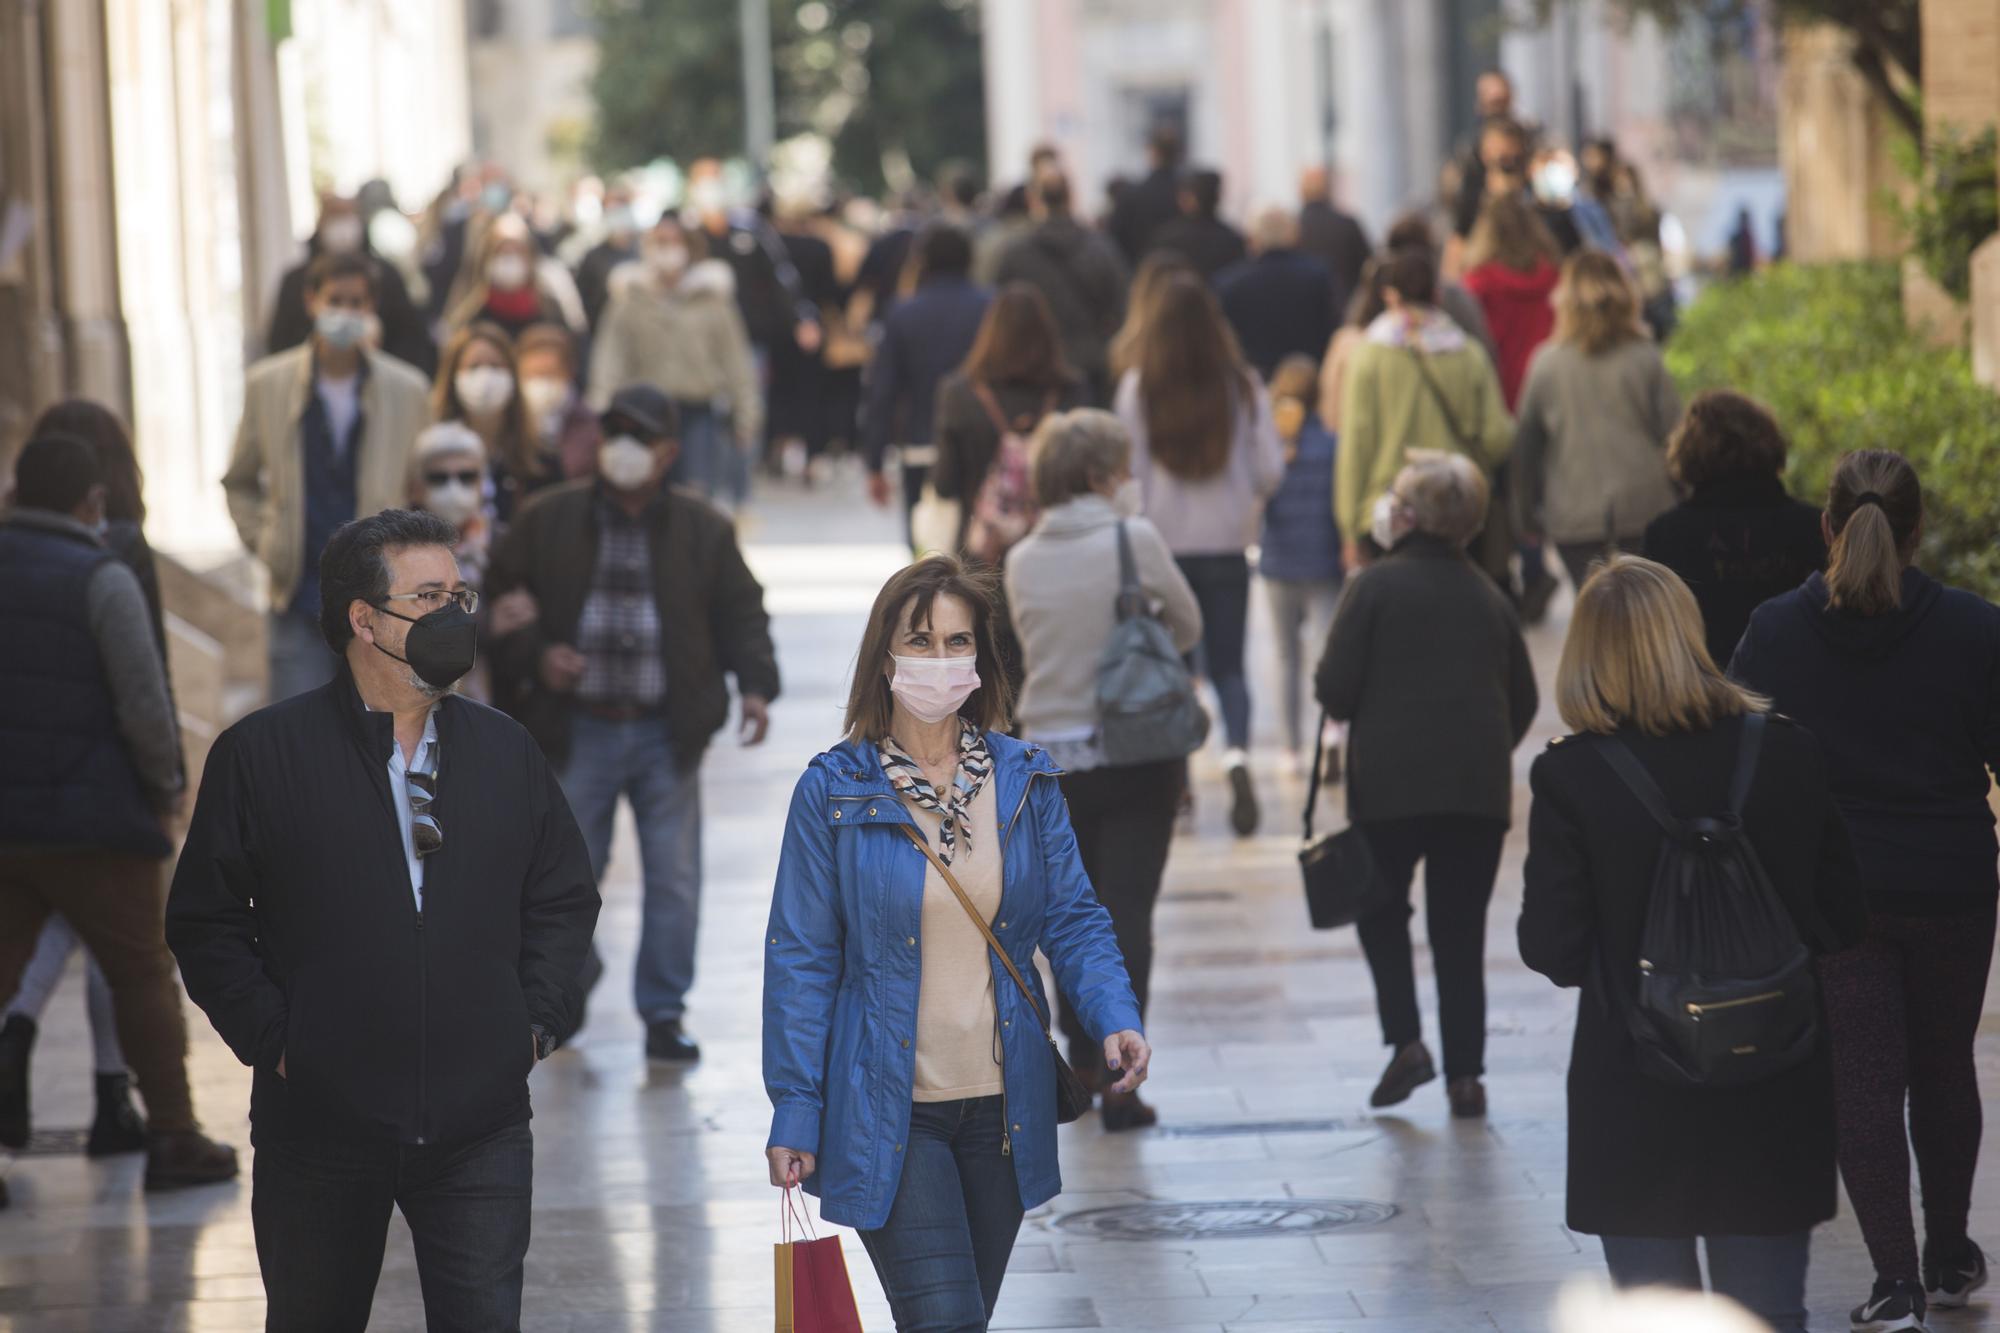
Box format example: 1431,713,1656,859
780,1177,818,1245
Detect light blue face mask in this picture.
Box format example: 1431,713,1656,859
315,308,370,350
481,183,513,214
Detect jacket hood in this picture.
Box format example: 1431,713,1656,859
678,258,738,300
1468,258,1560,298
1365,307,1469,355
1795,567,1942,660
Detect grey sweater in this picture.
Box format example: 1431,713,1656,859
1512,338,1681,545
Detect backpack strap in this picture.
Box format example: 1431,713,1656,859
971,380,1013,437
1593,738,1682,837
1727,711,1767,817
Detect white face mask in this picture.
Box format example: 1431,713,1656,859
455,365,515,416
1370,492,1408,552
598,434,657,491
319,214,365,254
888,653,982,725
487,252,531,291
425,480,482,528
646,243,689,278
1111,477,1143,519
520,376,570,423
314,308,370,351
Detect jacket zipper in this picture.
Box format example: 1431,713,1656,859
1686,991,1782,1017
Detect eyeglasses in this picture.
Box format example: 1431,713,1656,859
406,753,442,859
381,588,480,615
424,469,482,488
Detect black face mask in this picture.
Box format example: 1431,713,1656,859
371,603,477,689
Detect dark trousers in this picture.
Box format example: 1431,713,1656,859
1355,815,1507,1080
1601,1232,1811,1333
1819,905,1996,1284
1174,553,1252,750
1555,537,1642,592
1055,759,1185,1073
252,1120,534,1333
0,851,194,1133
860,1097,1024,1333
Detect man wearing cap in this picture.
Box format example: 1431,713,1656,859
485,384,779,1061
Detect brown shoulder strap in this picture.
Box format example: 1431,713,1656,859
899,824,1051,1034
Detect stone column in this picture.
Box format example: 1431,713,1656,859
0,0,67,462
1920,0,2000,373
44,0,131,414
980,0,1041,192
1775,22,1904,263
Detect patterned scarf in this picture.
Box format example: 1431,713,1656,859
879,720,993,866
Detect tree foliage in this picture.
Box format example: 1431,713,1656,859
586,0,985,195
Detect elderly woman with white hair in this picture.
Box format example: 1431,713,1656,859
1005,409,1202,1131
1314,450,1538,1118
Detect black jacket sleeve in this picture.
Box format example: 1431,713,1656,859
517,740,601,1040
706,521,781,703
483,505,554,691
1517,752,1597,988
1506,614,1540,746
1314,575,1374,723
165,729,289,1072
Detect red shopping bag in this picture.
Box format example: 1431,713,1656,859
774,1182,864,1333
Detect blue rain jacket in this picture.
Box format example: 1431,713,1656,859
762,731,1143,1230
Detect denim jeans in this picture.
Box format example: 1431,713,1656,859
1175,553,1252,750
252,1120,533,1333
860,1096,1025,1333
267,599,337,703
557,714,703,1024
668,404,742,507
6,914,124,1073
1262,576,1342,753
1601,1231,1811,1333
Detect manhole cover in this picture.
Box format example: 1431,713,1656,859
1053,1198,1397,1241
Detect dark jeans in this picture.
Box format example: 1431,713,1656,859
1601,1232,1811,1333
1556,537,1642,592
1055,759,1185,1073
1356,815,1507,1081
1819,904,1996,1284
1175,553,1252,750
252,1120,534,1332
859,1097,1024,1333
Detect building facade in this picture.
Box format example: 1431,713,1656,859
466,0,600,197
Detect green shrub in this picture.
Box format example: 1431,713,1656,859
1667,262,2000,601
1889,125,1999,303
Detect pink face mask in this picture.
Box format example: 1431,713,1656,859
889,654,981,724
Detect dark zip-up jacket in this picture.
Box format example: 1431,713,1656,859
166,665,600,1146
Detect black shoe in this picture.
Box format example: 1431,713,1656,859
1926,1238,1987,1310
1851,1278,1929,1332
0,1013,35,1149
1369,1042,1437,1109
1519,566,1558,627
86,1072,148,1157
1099,1090,1157,1133
144,1130,240,1191
645,1020,701,1063
1227,763,1260,837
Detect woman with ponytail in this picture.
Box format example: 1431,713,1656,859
1731,449,2000,1332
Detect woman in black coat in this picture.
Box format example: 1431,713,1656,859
1519,556,1866,1333
1641,390,1825,667
1315,451,1537,1120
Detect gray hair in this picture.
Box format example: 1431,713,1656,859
1249,205,1300,253
1393,450,1489,547
1030,408,1131,508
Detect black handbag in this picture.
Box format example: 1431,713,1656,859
1298,714,1387,929
901,826,1094,1122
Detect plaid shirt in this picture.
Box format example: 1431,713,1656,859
575,495,666,708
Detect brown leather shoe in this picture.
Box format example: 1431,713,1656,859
144,1130,240,1191
1447,1077,1488,1119
1369,1042,1436,1109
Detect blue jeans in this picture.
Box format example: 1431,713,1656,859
1176,554,1252,750
252,1120,534,1332
860,1097,1025,1333
267,599,337,703
667,404,738,506
1601,1232,1811,1333
557,714,702,1024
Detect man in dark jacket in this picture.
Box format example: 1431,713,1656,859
862,224,992,522
1109,123,1186,264
994,175,1129,404
1296,165,1371,300
485,385,779,1063
267,194,435,374
0,436,239,1206
1216,207,1342,380
167,507,599,1330
1149,169,1247,283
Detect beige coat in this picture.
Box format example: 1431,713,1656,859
222,344,432,610
587,260,763,448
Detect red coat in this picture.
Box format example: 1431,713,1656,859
1463,259,1559,412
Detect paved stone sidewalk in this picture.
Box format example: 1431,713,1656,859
3,476,1997,1331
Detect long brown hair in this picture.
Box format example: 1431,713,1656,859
1824,449,1921,616
960,283,1071,388
432,322,539,484
843,556,1015,741
1110,250,1196,378
1464,192,1560,273
32,400,144,523
1134,274,1254,482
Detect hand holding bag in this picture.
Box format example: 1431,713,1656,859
1298,713,1388,929
899,825,1094,1123
774,1182,864,1333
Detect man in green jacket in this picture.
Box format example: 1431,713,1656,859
1336,249,1513,572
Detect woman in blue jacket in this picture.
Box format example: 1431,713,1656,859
763,555,1150,1332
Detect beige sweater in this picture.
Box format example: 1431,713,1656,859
905,781,1006,1102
